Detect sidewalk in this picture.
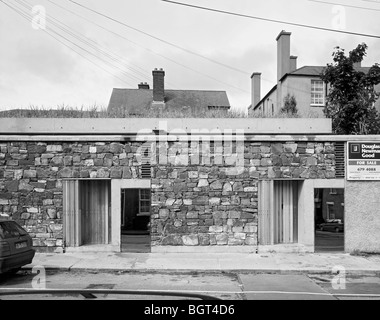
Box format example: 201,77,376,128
23,251,380,276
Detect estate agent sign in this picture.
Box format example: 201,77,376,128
347,142,380,180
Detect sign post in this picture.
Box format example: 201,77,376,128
347,142,380,180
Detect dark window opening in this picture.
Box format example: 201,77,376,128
121,188,151,253
314,188,344,252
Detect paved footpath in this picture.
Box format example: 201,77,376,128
23,251,380,276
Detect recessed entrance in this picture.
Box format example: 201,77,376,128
258,180,301,245
63,179,111,248
120,188,151,252
314,188,344,252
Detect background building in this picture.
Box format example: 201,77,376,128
248,31,380,117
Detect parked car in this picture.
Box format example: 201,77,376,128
319,219,344,233
0,218,35,274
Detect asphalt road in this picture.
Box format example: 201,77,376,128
0,270,379,301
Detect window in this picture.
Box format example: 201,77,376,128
138,189,151,215
326,202,335,220
208,106,229,111
0,221,27,239
311,80,325,106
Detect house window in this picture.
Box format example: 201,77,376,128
326,202,335,220
208,106,229,111
138,189,151,215
121,188,151,232
311,80,325,106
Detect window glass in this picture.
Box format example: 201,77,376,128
311,80,325,105
139,189,151,213
0,221,27,239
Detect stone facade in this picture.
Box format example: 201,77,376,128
149,141,336,248
0,142,143,252
0,140,336,252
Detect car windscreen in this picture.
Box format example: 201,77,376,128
0,221,28,239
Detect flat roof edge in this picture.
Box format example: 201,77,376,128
0,134,378,142
0,118,332,135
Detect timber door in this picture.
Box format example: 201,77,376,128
63,180,111,247
80,180,110,245
258,180,300,245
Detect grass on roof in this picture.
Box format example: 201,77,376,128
0,105,322,118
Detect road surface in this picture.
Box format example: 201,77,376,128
1,269,379,300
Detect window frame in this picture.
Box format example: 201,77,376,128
310,79,325,106
326,201,335,220
137,189,151,216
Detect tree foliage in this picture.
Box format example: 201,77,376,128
320,43,380,134
280,94,298,115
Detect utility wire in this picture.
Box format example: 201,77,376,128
66,0,249,75
308,0,380,12
51,0,251,93
16,0,148,84
0,0,134,86
45,0,180,88
161,0,380,39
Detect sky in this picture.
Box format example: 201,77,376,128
0,0,380,112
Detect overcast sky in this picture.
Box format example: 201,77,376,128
0,0,379,112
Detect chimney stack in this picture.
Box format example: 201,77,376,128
138,82,150,89
152,68,165,104
353,61,362,69
276,30,291,81
251,72,261,109
290,55,298,73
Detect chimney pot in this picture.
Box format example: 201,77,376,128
138,82,150,89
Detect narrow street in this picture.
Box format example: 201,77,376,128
1,270,379,300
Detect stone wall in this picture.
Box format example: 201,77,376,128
150,141,336,248
0,141,143,252
0,140,336,251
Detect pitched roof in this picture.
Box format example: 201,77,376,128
107,88,231,114
287,65,371,78
289,66,325,77
253,65,374,109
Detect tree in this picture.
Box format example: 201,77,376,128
280,94,298,115
321,43,380,134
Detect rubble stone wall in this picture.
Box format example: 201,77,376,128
0,141,336,252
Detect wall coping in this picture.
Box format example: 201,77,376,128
0,134,379,142
0,118,332,135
